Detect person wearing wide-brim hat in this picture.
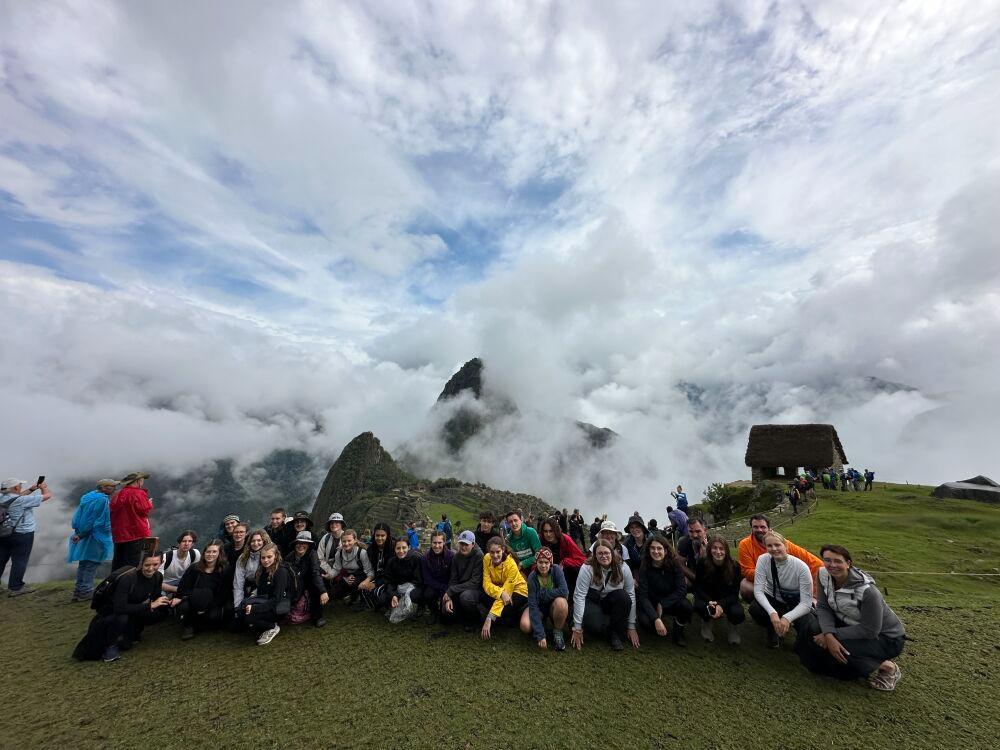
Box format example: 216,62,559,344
286,531,328,628
318,512,348,581
589,520,631,565
284,512,317,555
623,514,648,575
110,472,153,570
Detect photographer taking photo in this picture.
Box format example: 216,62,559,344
0,476,53,597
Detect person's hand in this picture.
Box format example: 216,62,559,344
442,595,454,614
627,629,640,649
71,535,81,543
358,579,374,592
570,629,584,651
710,602,724,620
813,632,828,647
319,592,330,606
500,591,512,605
245,604,252,615
774,616,791,637
170,597,182,608
151,596,170,609
654,617,667,637
391,595,399,609
828,636,850,664
481,618,492,640
538,638,548,650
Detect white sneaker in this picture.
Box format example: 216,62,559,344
256,625,280,645
700,620,715,642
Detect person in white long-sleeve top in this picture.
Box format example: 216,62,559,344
748,530,817,649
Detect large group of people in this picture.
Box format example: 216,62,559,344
0,471,905,692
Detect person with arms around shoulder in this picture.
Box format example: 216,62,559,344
109,472,152,571
442,530,484,627
505,509,541,576
571,539,640,652
522,546,569,650
239,542,289,645
798,544,905,690
479,536,528,640
67,478,116,602
171,539,228,640
748,531,816,649
693,534,745,645
636,534,692,646
72,551,171,662
160,530,201,595
737,514,821,601
232,528,270,612
1,476,54,597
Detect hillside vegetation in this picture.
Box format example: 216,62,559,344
2,484,997,749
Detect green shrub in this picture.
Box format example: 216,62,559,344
702,481,785,523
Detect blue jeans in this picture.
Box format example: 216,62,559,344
0,531,35,591
74,559,101,597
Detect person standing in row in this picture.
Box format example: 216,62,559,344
110,472,153,570
1,477,53,596
67,479,116,602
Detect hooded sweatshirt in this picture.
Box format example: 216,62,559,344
446,545,484,599
817,566,905,640
527,564,569,642
420,548,455,596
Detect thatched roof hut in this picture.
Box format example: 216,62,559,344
744,424,847,482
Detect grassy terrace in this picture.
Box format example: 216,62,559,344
2,484,997,749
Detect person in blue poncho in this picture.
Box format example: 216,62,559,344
67,479,117,603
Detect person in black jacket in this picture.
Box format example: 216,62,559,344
442,530,484,627
693,535,745,645
285,512,317,556
72,552,171,662
384,537,422,621
170,539,228,640
474,511,499,554
286,531,329,627
637,534,692,646
358,522,393,610
239,543,289,645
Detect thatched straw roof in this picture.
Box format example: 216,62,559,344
744,424,847,467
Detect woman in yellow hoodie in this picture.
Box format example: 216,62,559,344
480,536,528,640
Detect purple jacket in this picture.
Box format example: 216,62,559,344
419,548,455,595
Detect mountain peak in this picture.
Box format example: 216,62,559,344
437,358,483,402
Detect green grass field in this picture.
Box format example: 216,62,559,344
2,484,998,749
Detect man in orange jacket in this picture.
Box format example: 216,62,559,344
738,514,822,600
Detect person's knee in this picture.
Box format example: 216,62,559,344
552,597,568,616
519,614,532,634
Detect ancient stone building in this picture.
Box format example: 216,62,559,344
744,424,847,482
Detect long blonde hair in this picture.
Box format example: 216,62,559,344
240,528,272,566
255,542,282,583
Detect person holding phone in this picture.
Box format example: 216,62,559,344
1,476,53,596
692,535,745,645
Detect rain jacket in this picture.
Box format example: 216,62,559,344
67,490,113,563
109,485,152,543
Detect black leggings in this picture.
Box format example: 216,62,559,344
798,631,904,679
692,595,745,625
72,609,162,660
414,585,445,611
242,600,280,631
637,596,693,630
748,594,814,640
580,589,632,639
329,573,365,601
478,591,527,627
176,589,224,631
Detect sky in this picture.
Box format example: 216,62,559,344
2,1,999,551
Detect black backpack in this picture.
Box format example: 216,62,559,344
91,566,136,611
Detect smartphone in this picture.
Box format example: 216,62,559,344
36,475,45,485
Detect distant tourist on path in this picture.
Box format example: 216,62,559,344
670,485,689,513
435,514,454,547
588,517,602,545
864,469,875,491
666,505,689,539
110,472,152,571
569,508,586,549
798,544,905,690
405,521,420,551
67,479,116,603
1,476,53,597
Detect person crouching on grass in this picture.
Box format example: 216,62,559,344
170,539,227,640
571,539,640,652
240,543,289,645
523,546,569,650
385,536,422,623
479,536,528,640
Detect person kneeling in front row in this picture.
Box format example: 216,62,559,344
442,530,483,628
238,543,290,646
797,544,906,691
748,531,816,649
170,539,227,640
571,539,640,652
693,534,745,645
479,537,528,640
636,534,692,647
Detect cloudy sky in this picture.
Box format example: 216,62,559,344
2,1,999,530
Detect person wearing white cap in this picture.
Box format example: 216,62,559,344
588,520,631,564
1,476,53,596
441,529,483,627
67,479,117,602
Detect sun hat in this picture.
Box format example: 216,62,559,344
293,531,315,546
599,520,621,536
1,478,26,491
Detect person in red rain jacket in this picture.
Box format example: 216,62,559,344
110,472,153,570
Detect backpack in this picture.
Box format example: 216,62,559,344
91,566,137,611
163,547,200,571
0,495,16,538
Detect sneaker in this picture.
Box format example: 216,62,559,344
553,630,566,651
767,630,780,649
8,586,36,597
671,622,687,647
870,664,902,691
610,633,624,651
102,645,121,663
314,618,327,628
181,627,195,641
727,623,742,646
256,625,280,645
700,620,715,642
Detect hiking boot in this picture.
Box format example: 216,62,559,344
767,630,780,649
102,645,121,663
727,623,742,646
700,619,715,642
181,627,195,641
256,625,280,645
671,622,687,647
553,630,566,651
610,633,625,651
71,591,93,603
314,618,327,628
8,586,36,597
